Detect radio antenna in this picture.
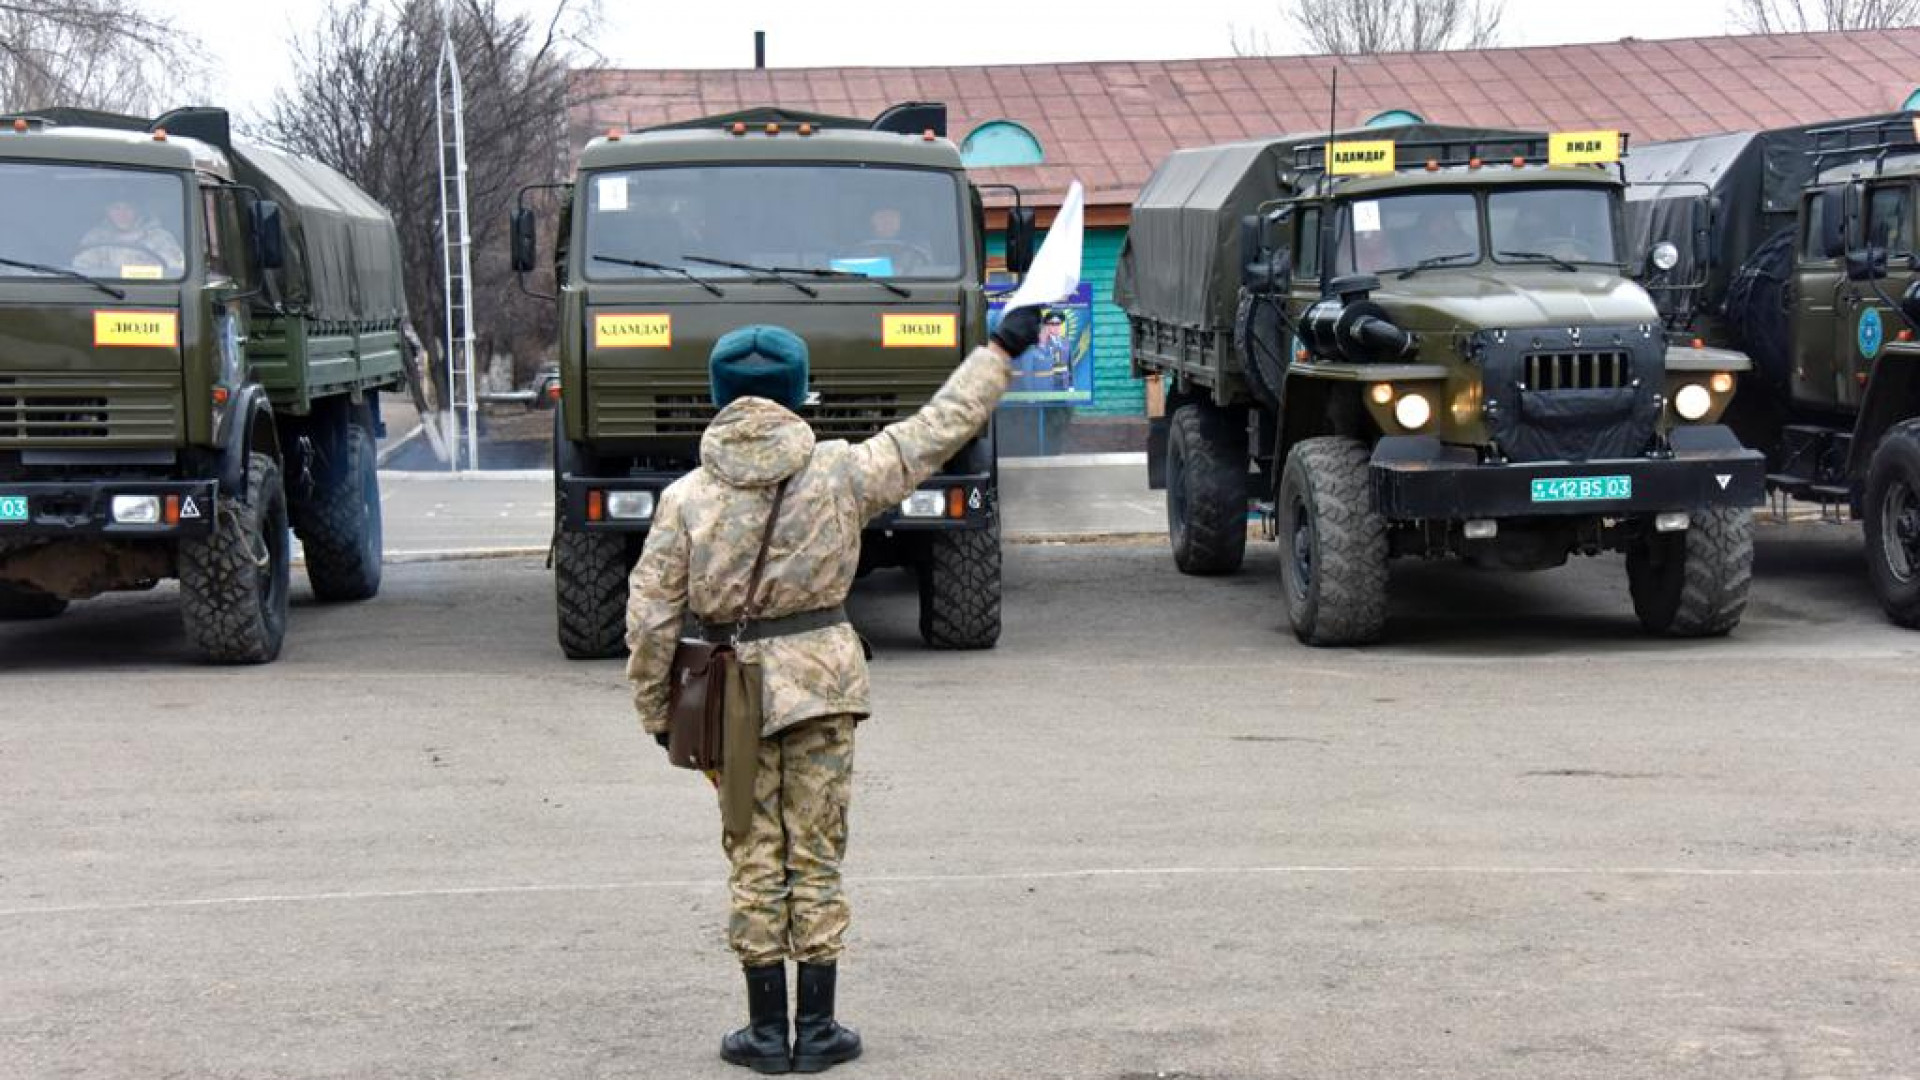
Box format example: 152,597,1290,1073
1318,65,1339,295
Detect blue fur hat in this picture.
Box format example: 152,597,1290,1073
710,325,810,410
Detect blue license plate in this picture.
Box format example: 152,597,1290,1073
1531,475,1631,503
0,495,26,523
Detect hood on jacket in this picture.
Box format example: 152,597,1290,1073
700,396,817,488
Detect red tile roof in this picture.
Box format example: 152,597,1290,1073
570,28,1920,209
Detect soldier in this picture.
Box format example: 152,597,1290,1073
72,198,186,279
626,310,1041,1074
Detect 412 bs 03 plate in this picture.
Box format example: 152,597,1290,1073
1530,475,1632,503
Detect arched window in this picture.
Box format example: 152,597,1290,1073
961,120,1044,167
1365,108,1425,128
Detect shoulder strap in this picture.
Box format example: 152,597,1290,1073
736,478,790,634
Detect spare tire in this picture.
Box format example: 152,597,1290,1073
1233,291,1290,413
1724,226,1796,398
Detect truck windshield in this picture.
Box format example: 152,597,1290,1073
1333,192,1480,276
0,162,188,281
584,164,964,281
1489,187,1618,266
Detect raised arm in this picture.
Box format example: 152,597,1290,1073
841,308,1041,521
624,484,691,734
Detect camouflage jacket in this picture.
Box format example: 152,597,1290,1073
626,345,1013,737
72,219,187,279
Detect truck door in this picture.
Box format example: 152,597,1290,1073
1794,186,1846,408
1837,180,1915,410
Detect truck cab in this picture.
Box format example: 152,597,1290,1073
519,104,1032,657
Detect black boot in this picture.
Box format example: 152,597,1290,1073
791,962,861,1073
721,964,791,1074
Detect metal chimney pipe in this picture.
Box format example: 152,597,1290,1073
754,31,766,69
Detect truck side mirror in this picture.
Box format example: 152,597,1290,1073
249,199,285,272
511,207,537,274
1239,214,1291,290
1004,207,1037,275
1819,189,1846,258
1846,246,1889,281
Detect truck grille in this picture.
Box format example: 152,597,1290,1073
587,371,942,441
1521,350,1635,391
0,374,181,445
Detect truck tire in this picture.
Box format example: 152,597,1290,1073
180,452,292,665
1725,227,1796,398
1166,401,1248,576
1278,437,1388,646
0,582,68,620
1863,418,1920,627
1626,507,1753,637
555,528,631,659
297,420,384,603
918,520,1002,650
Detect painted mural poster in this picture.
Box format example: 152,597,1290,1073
988,277,1095,406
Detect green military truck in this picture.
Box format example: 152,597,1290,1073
513,103,1034,658
0,107,406,663
1627,112,1920,626
1117,125,1767,645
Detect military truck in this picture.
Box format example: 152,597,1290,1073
512,103,1034,658
1627,112,1920,627
1116,125,1766,645
0,107,407,663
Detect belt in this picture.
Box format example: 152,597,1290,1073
700,605,849,645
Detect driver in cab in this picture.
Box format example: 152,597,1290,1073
73,198,186,279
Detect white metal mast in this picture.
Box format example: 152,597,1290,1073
435,0,479,471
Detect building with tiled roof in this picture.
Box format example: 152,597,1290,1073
569,29,1920,448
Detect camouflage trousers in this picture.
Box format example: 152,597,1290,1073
719,715,855,967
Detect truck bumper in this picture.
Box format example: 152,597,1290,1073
560,471,998,534
1371,428,1766,521
0,478,220,539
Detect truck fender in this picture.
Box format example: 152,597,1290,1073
218,384,282,501
1847,351,1920,488
1270,373,1366,489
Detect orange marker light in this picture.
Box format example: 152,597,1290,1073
11,118,25,133
765,122,779,135
1691,338,1704,349
731,122,747,136
587,490,605,522
799,123,814,136
1425,159,1440,172
212,386,230,406
1296,347,1309,361
923,128,936,141
1468,157,1483,169
1512,156,1525,167
152,128,167,141
1901,329,1914,342
947,488,966,519
1857,372,1871,386
164,496,181,525
1709,371,1734,394
547,383,562,402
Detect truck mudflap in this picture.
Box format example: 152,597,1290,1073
560,470,997,534
0,478,220,539
1370,427,1766,521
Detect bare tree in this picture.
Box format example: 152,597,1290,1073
1235,0,1504,55
259,0,600,387
0,0,202,113
1730,0,1920,31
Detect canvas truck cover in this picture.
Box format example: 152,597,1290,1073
1116,124,1542,329
232,144,406,324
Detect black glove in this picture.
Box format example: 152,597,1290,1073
654,732,671,751
991,305,1043,358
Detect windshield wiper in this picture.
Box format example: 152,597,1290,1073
591,253,724,296
1394,251,1477,280
0,255,126,299
1497,249,1579,273
772,264,910,298
683,254,818,298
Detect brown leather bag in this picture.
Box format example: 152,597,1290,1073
666,480,788,771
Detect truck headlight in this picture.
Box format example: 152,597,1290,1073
111,495,161,524
605,491,655,520
1674,383,1712,420
1393,392,1432,430
1649,241,1680,273
900,490,945,518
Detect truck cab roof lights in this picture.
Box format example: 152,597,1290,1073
11,117,26,133
765,122,779,135
606,128,621,141
151,128,167,141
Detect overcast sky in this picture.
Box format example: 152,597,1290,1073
158,0,1742,119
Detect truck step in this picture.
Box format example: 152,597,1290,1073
1765,473,1811,497
1806,483,1852,504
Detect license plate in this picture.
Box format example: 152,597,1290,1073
0,495,26,522
1531,475,1631,503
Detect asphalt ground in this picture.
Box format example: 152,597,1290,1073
3,521,1918,1079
